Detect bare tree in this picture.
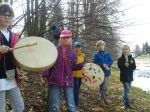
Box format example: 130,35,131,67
12,0,122,60
66,0,122,60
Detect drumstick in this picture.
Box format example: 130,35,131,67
13,41,38,50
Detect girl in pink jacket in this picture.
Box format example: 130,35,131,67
42,29,84,112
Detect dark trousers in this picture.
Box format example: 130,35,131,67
74,78,81,107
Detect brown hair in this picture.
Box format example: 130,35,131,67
0,4,14,17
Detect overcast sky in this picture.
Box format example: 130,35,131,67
12,0,150,50
120,0,150,50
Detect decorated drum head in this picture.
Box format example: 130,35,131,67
82,63,104,88
13,36,58,72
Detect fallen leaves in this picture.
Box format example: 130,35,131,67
6,68,150,112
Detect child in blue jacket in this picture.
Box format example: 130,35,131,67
93,40,113,107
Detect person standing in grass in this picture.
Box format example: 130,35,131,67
117,45,136,109
42,29,84,112
93,40,113,107
73,41,85,107
0,4,24,112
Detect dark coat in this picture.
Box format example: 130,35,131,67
117,54,136,82
0,31,19,79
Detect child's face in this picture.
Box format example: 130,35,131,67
123,47,130,55
74,46,81,53
97,45,105,51
60,37,71,46
0,15,13,28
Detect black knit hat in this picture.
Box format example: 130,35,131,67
0,4,14,17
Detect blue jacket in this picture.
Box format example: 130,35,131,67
93,50,113,77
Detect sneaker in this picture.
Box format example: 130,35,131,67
121,106,126,109
121,105,133,109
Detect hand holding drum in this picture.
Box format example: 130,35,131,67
82,63,105,88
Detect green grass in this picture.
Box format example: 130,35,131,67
110,68,150,111
77,67,150,112
135,55,150,62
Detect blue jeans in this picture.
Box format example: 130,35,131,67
49,85,76,112
99,76,109,99
0,87,24,112
74,78,81,107
122,82,131,107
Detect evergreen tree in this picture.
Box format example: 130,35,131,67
142,42,150,54
134,45,141,56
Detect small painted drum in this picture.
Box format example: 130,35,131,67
13,36,58,72
82,63,105,88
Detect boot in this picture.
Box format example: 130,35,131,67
98,97,105,107
103,98,111,105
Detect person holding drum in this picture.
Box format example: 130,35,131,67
0,4,24,112
42,29,84,112
117,45,136,109
93,40,113,107
73,41,85,107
